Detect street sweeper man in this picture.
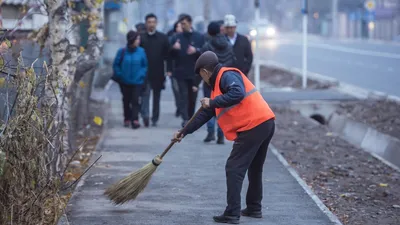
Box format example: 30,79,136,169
172,51,276,224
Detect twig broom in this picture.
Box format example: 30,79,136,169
104,107,203,205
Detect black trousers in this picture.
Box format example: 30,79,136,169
140,82,162,123
177,79,198,121
170,76,180,113
120,83,142,122
224,119,275,217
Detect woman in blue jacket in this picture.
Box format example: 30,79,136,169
113,30,148,129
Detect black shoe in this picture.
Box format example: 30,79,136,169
204,132,215,142
152,122,157,127
132,120,141,129
143,118,149,127
213,214,240,224
124,120,130,128
217,136,225,144
240,208,262,218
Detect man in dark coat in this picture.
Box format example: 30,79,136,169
200,21,236,144
166,20,183,118
224,14,253,76
169,14,205,127
139,13,170,127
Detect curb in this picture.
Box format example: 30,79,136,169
57,85,113,225
328,113,400,172
270,145,344,225
259,60,400,103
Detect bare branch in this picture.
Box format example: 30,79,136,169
61,155,102,191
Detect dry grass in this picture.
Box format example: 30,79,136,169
0,54,69,224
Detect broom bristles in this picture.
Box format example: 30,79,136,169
104,155,162,205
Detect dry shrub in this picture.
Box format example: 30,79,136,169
0,55,68,224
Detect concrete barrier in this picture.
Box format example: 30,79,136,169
286,103,400,171
328,112,400,171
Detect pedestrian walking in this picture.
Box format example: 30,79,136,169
169,14,205,127
200,21,236,144
139,13,170,127
167,21,183,118
173,51,275,224
224,14,253,76
167,13,186,36
112,31,148,129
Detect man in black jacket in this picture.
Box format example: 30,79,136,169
166,20,183,118
224,14,253,76
169,14,205,127
140,13,170,127
200,21,236,144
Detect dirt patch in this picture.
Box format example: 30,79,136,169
250,65,333,89
335,99,400,139
270,105,400,225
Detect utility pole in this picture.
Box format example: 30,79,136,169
203,0,210,33
302,0,308,89
332,0,338,38
254,0,260,90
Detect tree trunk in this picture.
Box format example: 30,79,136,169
46,0,75,176
73,0,104,130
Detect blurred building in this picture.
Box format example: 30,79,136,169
271,0,399,41
0,0,47,31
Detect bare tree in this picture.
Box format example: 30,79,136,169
0,0,105,223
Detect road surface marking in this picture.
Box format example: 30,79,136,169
260,60,400,100
307,43,400,59
275,40,400,59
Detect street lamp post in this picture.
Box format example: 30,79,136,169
254,0,260,90
302,0,308,89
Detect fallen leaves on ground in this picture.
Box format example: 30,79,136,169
93,116,103,126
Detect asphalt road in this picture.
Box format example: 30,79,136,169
258,33,400,97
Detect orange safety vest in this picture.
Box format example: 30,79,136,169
211,67,275,141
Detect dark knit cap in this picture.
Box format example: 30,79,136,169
208,21,220,36
195,51,219,74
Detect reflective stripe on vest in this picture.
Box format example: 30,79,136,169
216,87,257,120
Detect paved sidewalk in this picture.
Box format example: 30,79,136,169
63,81,335,225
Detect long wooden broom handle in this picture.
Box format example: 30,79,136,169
159,107,204,159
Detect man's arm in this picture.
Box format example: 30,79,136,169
112,48,123,78
193,33,205,57
209,71,245,109
181,107,215,136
